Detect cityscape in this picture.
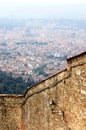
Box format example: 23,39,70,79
0,18,86,84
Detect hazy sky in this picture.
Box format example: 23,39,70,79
0,0,86,19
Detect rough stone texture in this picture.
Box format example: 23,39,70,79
0,51,86,130
0,95,24,130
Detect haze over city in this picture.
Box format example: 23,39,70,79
0,0,86,94
0,0,86,19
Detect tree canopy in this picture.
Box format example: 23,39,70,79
0,70,34,94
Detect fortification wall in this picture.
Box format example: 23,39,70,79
0,52,86,130
0,95,24,130
22,69,69,130
21,52,86,130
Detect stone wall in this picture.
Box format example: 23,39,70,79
0,51,86,130
0,95,24,130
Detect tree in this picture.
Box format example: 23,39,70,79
0,70,27,94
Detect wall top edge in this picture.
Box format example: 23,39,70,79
0,50,85,98
67,51,86,61
0,94,23,97
24,68,67,97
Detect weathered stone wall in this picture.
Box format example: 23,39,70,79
0,95,24,130
66,53,86,130
22,69,69,130
0,52,86,130
22,52,86,130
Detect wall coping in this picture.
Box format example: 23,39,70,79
0,51,85,107
67,51,86,61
